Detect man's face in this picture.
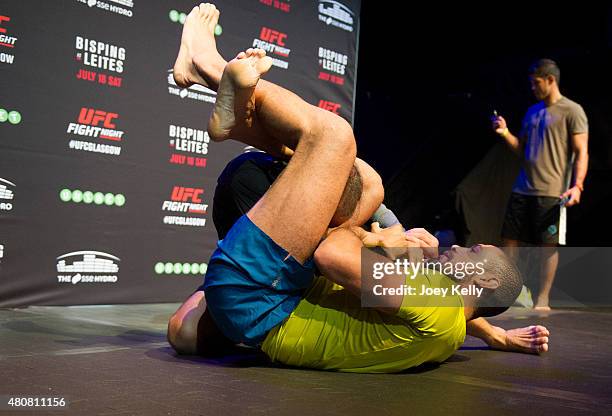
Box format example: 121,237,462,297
530,75,552,100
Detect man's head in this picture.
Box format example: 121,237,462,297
528,58,560,101
438,244,523,318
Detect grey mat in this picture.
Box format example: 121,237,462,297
1,305,611,415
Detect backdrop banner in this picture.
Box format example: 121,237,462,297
0,0,361,306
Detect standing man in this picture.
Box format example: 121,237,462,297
493,58,589,310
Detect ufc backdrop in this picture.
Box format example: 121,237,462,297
0,0,361,307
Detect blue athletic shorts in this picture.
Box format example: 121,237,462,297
203,214,315,346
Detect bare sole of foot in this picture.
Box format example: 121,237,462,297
207,48,273,142
173,2,225,89
490,325,550,354
534,305,552,311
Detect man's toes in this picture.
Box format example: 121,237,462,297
246,48,255,56
531,337,548,350
539,326,550,336
236,51,246,59
209,6,219,27
200,3,211,18
538,343,549,353
533,326,548,337
255,48,266,57
189,5,199,17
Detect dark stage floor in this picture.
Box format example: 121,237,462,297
1,305,611,416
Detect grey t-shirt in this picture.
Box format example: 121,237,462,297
513,96,588,197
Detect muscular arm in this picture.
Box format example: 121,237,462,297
570,132,588,191
499,130,523,156
314,227,364,296
316,225,551,354
467,317,550,354
314,227,405,313
560,132,588,206
493,115,523,156
467,317,504,345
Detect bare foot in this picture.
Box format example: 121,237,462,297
534,296,551,311
173,3,225,89
488,325,550,354
207,48,272,142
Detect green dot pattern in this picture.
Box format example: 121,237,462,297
154,262,208,275
59,188,126,206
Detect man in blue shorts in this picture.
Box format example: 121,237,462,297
170,2,374,349
166,4,549,371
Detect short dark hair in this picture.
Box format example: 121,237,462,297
529,58,561,84
474,251,523,318
334,165,363,224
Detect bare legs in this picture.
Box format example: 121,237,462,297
535,244,558,310
204,47,355,263
172,3,307,158
503,238,556,310
169,2,356,352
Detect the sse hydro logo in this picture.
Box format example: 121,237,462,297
66,107,125,156
318,1,354,32
0,178,15,211
252,27,291,70
57,251,119,284
259,0,291,13
154,261,208,276
162,186,207,227
318,47,347,86
59,188,126,207
318,100,341,115
0,15,18,65
75,36,125,87
76,0,134,18
169,124,209,168
167,69,217,103
0,108,22,124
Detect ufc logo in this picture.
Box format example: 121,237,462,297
0,16,9,34
78,108,118,128
260,27,286,46
171,187,203,203
318,100,341,114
